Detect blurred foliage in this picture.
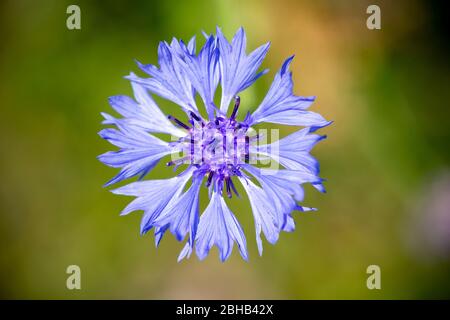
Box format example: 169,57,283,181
0,0,449,299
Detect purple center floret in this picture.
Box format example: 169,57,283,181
167,97,253,197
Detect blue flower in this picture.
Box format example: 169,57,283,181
99,27,330,261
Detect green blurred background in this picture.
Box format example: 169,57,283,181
0,0,449,299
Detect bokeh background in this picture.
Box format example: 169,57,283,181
0,0,449,299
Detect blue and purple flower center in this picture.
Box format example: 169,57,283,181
167,97,255,197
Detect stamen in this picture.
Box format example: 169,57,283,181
216,176,224,193
233,136,238,165
222,134,227,161
230,96,240,120
168,115,190,130
190,135,195,163
245,136,250,163
201,127,204,163
204,138,215,146
225,176,232,198
190,112,201,122
205,171,214,187
227,176,239,198
166,157,187,166
215,116,225,126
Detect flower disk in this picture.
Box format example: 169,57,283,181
99,27,331,261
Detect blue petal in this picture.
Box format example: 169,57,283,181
256,127,326,176
253,109,330,127
98,125,178,186
242,164,322,235
243,163,321,184
249,56,330,127
153,173,204,249
283,215,295,232
168,37,193,58
243,164,321,203
126,41,198,114
193,191,248,262
173,35,220,119
187,36,196,55
111,169,193,235
216,27,270,114
243,167,294,232
238,177,280,256
177,241,193,262
155,225,169,247
104,80,185,137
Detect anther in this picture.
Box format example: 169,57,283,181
233,136,238,164
190,136,195,163
205,171,214,187
222,134,227,159
190,112,201,122
168,115,190,130
225,177,233,198
245,136,250,163
166,157,187,167
230,96,240,120
227,176,239,198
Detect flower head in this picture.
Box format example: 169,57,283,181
99,27,330,261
